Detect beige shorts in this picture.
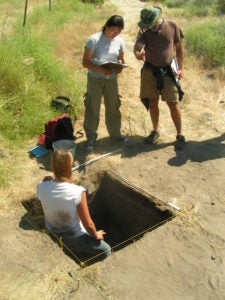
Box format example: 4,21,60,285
140,67,178,102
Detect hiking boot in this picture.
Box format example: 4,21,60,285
175,134,185,150
86,140,95,152
144,130,160,144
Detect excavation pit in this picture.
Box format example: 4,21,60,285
21,171,175,266
87,171,175,254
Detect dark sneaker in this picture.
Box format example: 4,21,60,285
86,140,95,152
175,134,185,150
117,135,129,142
144,130,160,144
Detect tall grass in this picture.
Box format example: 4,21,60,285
0,0,110,144
185,19,225,67
161,0,224,16
0,0,113,187
0,31,82,144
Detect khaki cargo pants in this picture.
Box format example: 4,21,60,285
83,74,122,142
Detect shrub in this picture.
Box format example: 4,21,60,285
81,0,104,5
185,20,225,67
216,0,225,14
161,0,224,16
162,0,189,8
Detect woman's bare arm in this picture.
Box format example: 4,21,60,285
77,192,106,240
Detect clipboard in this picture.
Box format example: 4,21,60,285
100,61,128,70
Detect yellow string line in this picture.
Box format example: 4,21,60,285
77,215,175,266
46,215,174,268
46,227,85,267
111,215,174,251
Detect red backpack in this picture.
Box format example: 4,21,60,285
38,113,75,149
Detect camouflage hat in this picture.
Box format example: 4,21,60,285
138,7,162,29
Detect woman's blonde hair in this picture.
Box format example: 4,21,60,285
51,149,73,182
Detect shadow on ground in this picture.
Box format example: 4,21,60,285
168,133,225,166
28,133,225,172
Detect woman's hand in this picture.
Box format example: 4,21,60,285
42,174,54,181
101,67,115,76
116,67,123,74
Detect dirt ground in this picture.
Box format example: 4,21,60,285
1,0,225,299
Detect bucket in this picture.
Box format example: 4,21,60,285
53,139,76,159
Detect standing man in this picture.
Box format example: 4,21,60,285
134,6,185,149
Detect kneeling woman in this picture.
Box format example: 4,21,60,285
36,149,111,259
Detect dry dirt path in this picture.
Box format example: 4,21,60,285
0,0,225,299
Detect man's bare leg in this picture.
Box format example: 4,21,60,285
166,101,182,135
167,101,185,149
144,98,160,144
149,98,160,132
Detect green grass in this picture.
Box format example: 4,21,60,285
161,0,224,16
0,0,23,9
0,32,82,144
185,19,225,67
0,0,113,187
0,0,110,145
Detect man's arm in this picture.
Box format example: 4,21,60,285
134,47,146,61
175,41,184,79
133,31,146,61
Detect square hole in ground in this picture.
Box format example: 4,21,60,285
21,171,175,266
87,171,175,253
